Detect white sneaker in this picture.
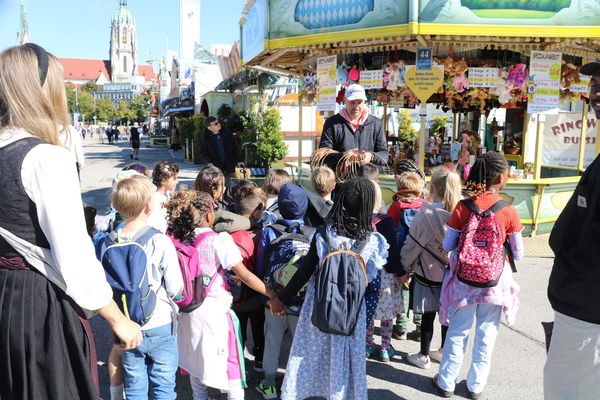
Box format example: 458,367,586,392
407,352,431,369
429,348,443,363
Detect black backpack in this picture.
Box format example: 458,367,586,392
311,228,370,336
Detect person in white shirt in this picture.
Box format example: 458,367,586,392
0,43,141,400
147,161,180,233
59,124,85,176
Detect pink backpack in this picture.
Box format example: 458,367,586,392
456,199,516,287
170,230,220,312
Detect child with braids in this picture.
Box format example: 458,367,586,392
268,177,389,400
434,152,524,399
194,164,251,233
165,189,276,400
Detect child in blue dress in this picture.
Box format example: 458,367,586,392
268,177,389,400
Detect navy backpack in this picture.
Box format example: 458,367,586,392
98,226,160,325
311,228,370,336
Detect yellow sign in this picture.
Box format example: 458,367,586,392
405,65,444,103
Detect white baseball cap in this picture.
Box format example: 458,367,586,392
345,84,367,101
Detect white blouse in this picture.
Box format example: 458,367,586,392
0,127,112,312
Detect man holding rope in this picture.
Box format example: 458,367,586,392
318,84,389,167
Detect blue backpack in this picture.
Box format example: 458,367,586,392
264,223,316,315
98,226,160,326
311,228,370,336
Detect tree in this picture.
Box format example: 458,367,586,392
130,94,150,123
96,97,115,122
398,110,418,142
256,108,288,167
430,115,448,137
81,81,100,94
115,100,134,124
241,95,288,167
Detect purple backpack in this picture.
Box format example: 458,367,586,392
170,230,220,312
456,199,516,287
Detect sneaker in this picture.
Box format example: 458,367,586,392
409,328,421,342
467,389,482,399
432,374,453,398
407,352,431,369
429,348,443,363
380,347,395,362
253,360,264,373
256,379,277,400
366,344,376,359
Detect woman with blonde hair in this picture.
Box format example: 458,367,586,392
0,43,141,399
401,166,462,370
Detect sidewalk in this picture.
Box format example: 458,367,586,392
523,235,553,258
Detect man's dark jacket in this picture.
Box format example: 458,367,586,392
198,130,242,174
318,114,389,166
548,153,600,324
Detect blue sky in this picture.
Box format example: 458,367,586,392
0,0,246,63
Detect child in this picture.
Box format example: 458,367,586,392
434,152,523,398
365,180,404,362
387,166,428,341
358,163,388,213
304,166,336,227
254,183,313,399
401,167,462,370
166,189,275,400
230,185,268,373
109,175,184,400
260,168,292,226
268,177,388,400
147,161,179,233
195,164,251,233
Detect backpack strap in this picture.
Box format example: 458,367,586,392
460,198,480,215
133,226,161,246
192,230,217,247
486,200,509,215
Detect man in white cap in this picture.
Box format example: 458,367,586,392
318,83,389,166
544,61,600,399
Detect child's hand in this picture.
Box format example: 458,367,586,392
112,317,142,350
396,274,410,287
267,297,285,317
265,288,277,300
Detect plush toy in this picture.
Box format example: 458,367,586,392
560,61,581,89
507,64,527,90
384,60,405,91
348,65,360,82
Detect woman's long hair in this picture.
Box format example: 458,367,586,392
327,177,375,241
0,45,61,145
464,151,508,199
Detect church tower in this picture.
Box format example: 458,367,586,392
110,0,137,83
16,0,30,45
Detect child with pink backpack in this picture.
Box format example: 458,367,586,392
165,189,276,400
434,152,524,399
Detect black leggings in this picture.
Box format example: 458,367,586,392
421,311,448,355
236,305,266,363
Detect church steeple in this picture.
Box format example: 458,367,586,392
16,0,30,45
110,0,137,83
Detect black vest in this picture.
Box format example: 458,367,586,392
0,137,50,257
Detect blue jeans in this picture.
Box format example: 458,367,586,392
438,303,502,394
122,323,178,400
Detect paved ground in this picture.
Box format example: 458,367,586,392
81,137,551,400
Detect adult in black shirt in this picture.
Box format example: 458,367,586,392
545,61,600,399
319,84,389,166
198,116,242,177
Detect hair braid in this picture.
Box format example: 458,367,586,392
326,177,375,241
465,151,508,199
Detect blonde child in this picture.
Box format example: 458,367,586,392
401,167,462,369
166,189,275,400
305,166,336,227
109,175,184,399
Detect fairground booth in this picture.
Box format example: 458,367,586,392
240,0,600,235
